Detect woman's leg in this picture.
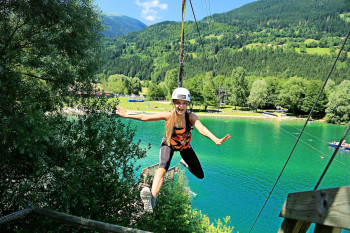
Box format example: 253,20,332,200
141,141,174,212
152,140,174,196
151,168,166,197
180,146,204,179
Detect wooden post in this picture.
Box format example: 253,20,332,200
278,218,310,233
33,207,151,233
314,224,341,233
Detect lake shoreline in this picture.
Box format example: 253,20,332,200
127,110,313,121
59,107,326,123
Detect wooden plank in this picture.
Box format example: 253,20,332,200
280,186,350,230
0,208,34,225
33,207,151,233
314,224,341,233
277,218,310,233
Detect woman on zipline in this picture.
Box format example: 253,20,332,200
116,87,230,213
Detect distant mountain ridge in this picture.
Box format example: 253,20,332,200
101,14,147,38
208,0,350,34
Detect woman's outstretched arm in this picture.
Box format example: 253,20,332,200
116,105,170,122
190,113,230,145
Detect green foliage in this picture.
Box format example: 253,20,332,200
248,79,268,110
264,76,285,108
229,67,249,107
101,74,142,94
165,68,179,99
212,0,350,35
0,1,149,231
202,74,218,111
135,171,235,233
325,80,350,124
278,76,308,115
1,0,105,181
147,82,166,100
184,75,205,107
1,105,149,232
301,80,328,116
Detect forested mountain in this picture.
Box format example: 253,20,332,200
101,14,147,38
210,0,350,35
99,0,350,84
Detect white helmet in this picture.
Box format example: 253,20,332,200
171,87,191,102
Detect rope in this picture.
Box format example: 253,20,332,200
314,123,350,190
178,0,186,88
202,0,215,57
188,0,207,61
280,126,326,156
248,29,350,233
288,124,330,144
280,126,350,168
0,207,34,225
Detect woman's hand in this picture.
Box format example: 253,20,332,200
215,134,231,145
116,105,127,117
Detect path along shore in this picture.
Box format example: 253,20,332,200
58,107,324,122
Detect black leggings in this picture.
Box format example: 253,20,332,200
159,137,204,179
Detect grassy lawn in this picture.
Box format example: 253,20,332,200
245,43,262,49
304,38,319,44
205,34,224,40
188,39,196,44
340,13,350,22
295,47,330,55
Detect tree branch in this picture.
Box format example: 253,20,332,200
22,72,53,82
0,17,27,56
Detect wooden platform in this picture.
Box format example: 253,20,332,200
278,186,350,233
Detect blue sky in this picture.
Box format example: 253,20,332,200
93,0,257,25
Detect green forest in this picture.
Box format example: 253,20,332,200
1,0,350,232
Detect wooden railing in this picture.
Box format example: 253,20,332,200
0,207,151,233
278,186,350,233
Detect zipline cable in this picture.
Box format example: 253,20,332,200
280,126,350,168
288,124,330,144
248,29,350,233
188,0,207,61
314,123,350,190
178,0,186,88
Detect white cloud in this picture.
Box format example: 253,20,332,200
136,0,168,21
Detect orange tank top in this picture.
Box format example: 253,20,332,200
168,111,193,151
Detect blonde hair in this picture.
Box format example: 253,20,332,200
165,109,176,146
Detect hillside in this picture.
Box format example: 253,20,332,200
209,0,350,34
99,0,350,83
101,14,147,38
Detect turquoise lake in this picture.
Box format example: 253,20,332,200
122,116,350,233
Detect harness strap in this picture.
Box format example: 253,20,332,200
171,111,193,151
